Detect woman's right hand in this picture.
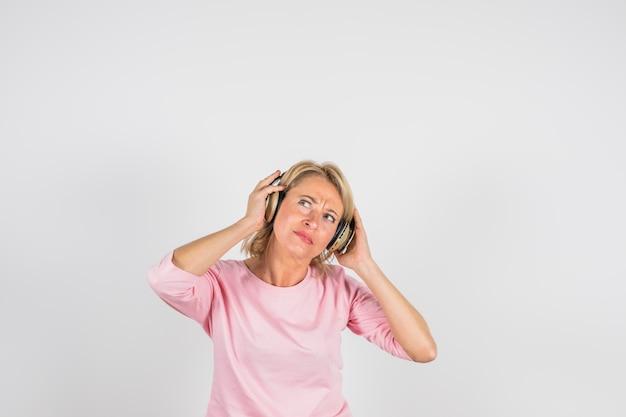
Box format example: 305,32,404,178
171,169,285,275
244,169,285,231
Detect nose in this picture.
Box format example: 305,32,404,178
303,213,318,229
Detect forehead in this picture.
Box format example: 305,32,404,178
289,175,344,208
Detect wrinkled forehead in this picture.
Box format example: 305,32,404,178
287,175,344,212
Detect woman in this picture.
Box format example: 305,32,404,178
147,159,437,417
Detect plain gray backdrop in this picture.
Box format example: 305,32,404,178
1,1,625,416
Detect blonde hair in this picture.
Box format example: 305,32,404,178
241,159,354,274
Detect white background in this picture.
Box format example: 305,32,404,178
1,1,625,416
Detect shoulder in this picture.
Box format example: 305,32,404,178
318,264,364,293
207,259,249,281
318,263,346,280
214,258,246,271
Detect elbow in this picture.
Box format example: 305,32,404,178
418,348,438,363
409,343,438,363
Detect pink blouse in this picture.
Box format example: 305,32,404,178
148,252,410,417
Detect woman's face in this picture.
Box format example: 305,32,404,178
272,175,344,260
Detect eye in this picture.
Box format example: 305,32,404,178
324,213,336,223
298,199,312,208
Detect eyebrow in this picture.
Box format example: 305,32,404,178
298,194,339,217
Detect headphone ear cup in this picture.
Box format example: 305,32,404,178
265,176,284,223
326,218,355,254
265,191,284,223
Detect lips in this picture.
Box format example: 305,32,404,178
294,231,313,245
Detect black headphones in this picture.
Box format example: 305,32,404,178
265,176,355,254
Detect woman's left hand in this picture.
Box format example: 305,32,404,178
334,207,373,270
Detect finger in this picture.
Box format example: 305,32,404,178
352,206,363,228
264,172,287,201
265,169,281,184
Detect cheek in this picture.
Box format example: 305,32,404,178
322,223,339,242
272,214,289,238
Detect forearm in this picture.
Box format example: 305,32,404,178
172,217,259,276
354,260,437,362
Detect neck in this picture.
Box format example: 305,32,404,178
245,255,309,287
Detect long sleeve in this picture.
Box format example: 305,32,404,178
346,280,412,361
147,251,215,331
